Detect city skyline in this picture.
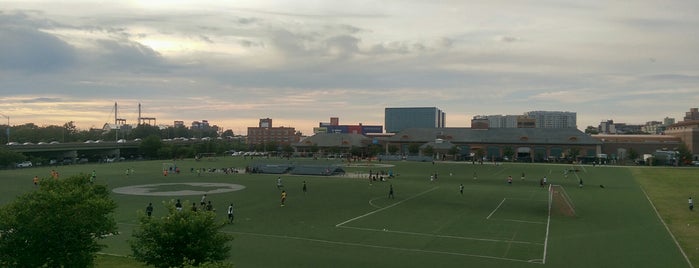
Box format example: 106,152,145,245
2,1,698,135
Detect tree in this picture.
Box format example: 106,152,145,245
677,143,693,166
140,135,163,159
0,147,26,167
502,146,515,161
130,201,234,268
628,148,639,163
568,147,581,162
422,145,434,157
387,144,399,155
408,143,420,155
0,175,117,267
584,125,599,134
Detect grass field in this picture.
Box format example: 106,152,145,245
0,157,695,268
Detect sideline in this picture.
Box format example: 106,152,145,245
639,186,694,268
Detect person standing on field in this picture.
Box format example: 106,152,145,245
228,203,234,223
690,197,694,211
280,190,287,207
146,203,153,217
459,184,464,195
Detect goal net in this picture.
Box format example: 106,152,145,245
548,184,576,217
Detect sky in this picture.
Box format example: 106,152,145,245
1,1,698,135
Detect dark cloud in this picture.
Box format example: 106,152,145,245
0,25,76,72
93,39,166,70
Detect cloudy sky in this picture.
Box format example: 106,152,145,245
1,1,698,135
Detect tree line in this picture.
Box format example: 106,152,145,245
2,121,231,144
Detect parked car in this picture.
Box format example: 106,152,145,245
117,139,127,143
16,161,33,168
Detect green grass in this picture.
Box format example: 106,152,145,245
1,158,695,267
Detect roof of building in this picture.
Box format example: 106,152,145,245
295,133,371,147
591,134,681,143
386,128,600,145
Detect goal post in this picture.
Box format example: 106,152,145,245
549,184,576,217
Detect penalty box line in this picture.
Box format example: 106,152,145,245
335,186,439,227
226,230,539,265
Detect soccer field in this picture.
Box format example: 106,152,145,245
0,158,693,268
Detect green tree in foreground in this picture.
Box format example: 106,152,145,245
0,175,117,267
130,201,234,268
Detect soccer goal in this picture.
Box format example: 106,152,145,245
548,184,576,217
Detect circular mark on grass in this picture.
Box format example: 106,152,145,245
112,182,246,196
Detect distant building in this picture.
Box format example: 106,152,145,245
599,120,644,134
642,117,674,134
665,113,699,161
470,116,489,129
525,111,577,128
191,120,210,129
479,115,520,128
684,108,699,121
247,118,301,146
315,117,383,135
385,107,445,133
174,121,185,128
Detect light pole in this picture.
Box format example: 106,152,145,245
0,114,8,144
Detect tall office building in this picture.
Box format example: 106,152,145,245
385,107,445,133
525,111,577,128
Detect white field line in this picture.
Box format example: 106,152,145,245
337,225,544,246
335,186,439,227
543,185,553,264
225,230,537,264
639,187,694,268
487,198,507,220
503,219,546,225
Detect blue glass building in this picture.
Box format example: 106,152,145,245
385,107,445,133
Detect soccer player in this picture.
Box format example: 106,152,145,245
521,172,525,181
277,177,284,189
388,184,394,199
302,181,307,195
690,197,694,211
33,176,39,186
280,190,287,207
227,203,234,223
459,184,464,195
200,194,207,206
146,203,153,217
175,199,183,211
507,176,513,184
